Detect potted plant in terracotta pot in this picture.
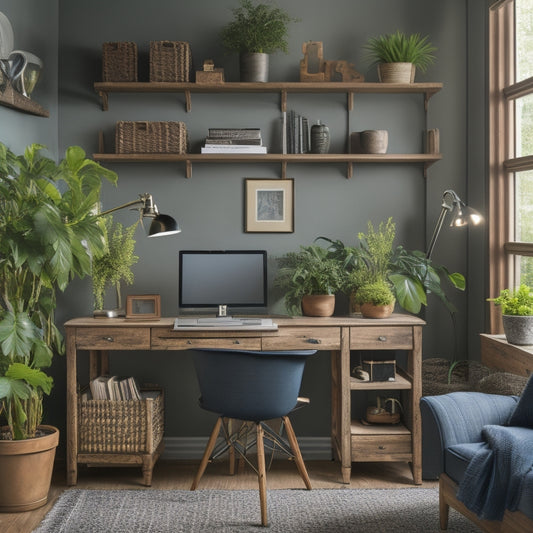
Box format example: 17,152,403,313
220,0,298,82
355,280,396,319
487,285,533,345
364,30,436,83
274,244,343,316
0,142,117,512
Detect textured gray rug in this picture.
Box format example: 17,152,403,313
34,488,479,532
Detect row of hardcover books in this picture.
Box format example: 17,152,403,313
88,375,142,401
201,128,267,154
282,109,310,154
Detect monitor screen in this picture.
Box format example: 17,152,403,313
179,250,267,309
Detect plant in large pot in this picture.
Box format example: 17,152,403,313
0,142,117,511
365,30,436,83
487,285,533,345
220,0,298,82
274,244,343,316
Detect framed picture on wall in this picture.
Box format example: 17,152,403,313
245,178,294,233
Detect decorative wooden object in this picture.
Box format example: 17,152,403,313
0,77,48,117
425,128,440,154
196,59,224,84
325,60,364,82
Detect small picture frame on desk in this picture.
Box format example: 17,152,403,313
126,294,161,320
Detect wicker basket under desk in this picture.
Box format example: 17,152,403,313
77,387,164,485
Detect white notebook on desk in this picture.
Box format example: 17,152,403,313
173,317,278,331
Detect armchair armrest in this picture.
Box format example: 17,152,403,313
420,391,518,480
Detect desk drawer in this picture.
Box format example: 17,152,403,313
350,326,413,350
351,434,412,461
152,331,261,351
76,327,150,350
262,327,340,351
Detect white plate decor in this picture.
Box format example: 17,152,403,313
0,12,14,59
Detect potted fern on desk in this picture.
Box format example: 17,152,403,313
0,142,116,511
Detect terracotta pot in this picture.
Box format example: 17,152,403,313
377,62,415,83
0,425,59,512
360,302,394,319
301,294,335,317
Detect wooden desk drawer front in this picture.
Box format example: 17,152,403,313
350,326,413,350
262,327,340,350
76,327,150,350
151,332,261,351
351,434,412,461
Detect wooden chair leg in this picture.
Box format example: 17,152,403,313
226,418,236,475
282,416,312,490
190,417,222,490
256,422,268,526
439,476,450,530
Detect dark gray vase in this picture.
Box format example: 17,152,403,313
311,121,330,154
239,53,269,82
502,314,533,345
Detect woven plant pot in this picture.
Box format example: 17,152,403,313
377,62,415,83
301,294,335,317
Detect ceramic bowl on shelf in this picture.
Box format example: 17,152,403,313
8,50,43,97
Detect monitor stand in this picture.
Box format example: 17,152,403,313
217,304,228,317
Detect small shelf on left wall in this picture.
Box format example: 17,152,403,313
0,80,49,117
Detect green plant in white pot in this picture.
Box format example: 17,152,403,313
487,285,533,345
365,30,436,83
220,0,298,82
0,142,117,511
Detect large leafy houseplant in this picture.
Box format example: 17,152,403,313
0,142,117,440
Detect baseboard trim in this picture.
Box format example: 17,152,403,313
162,436,333,461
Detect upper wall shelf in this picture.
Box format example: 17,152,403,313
93,81,443,112
0,80,49,117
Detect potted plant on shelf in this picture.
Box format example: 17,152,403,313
487,285,533,345
220,0,298,82
274,244,343,316
364,30,436,83
0,142,117,512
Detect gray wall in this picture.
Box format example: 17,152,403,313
1,0,490,450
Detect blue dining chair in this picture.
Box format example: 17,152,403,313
189,348,317,526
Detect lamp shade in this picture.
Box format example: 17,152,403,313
148,214,181,237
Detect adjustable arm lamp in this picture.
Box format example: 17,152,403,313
426,189,483,259
99,193,181,238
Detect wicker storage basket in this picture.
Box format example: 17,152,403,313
150,41,192,82
102,42,138,82
78,388,164,454
115,121,187,154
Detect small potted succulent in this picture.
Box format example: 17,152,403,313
365,30,436,83
487,285,533,345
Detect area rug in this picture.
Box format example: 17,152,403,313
34,488,479,532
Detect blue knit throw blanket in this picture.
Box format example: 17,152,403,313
456,373,533,521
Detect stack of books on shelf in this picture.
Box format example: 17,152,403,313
283,109,310,154
201,128,267,154
87,375,142,401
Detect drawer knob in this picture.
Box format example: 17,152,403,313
187,340,192,345
306,338,321,344
103,336,114,342
378,336,387,342
378,445,385,450
233,340,240,344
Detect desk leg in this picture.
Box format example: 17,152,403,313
339,327,351,484
410,325,423,485
66,328,78,486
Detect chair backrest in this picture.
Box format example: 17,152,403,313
190,349,317,421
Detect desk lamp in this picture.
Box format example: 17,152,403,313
94,193,180,317
426,189,483,259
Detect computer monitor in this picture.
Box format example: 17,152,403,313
179,250,267,313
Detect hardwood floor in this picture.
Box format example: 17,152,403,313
0,459,437,533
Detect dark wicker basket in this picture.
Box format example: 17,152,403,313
102,42,138,82
115,121,188,154
149,41,192,82
78,388,164,454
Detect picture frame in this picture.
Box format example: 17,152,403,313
245,178,294,233
125,294,161,320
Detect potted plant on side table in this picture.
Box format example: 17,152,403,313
487,284,533,345
220,0,298,82
0,142,117,512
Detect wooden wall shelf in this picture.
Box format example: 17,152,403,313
92,152,442,179
0,79,49,117
93,81,443,112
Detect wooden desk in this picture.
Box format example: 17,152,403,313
480,333,533,377
65,314,424,486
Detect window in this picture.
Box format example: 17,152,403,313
489,0,533,330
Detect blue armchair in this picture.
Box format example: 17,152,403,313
421,391,533,531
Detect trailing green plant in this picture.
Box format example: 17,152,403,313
354,280,395,306
220,0,298,54
487,284,533,315
365,30,436,72
92,216,139,311
274,244,344,315
0,142,117,439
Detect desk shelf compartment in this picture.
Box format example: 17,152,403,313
77,387,164,485
350,420,412,462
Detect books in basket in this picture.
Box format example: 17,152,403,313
88,375,142,401
202,128,267,153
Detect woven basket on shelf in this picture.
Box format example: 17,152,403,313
150,41,192,82
102,42,138,82
377,62,415,83
115,121,188,154
77,388,164,454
